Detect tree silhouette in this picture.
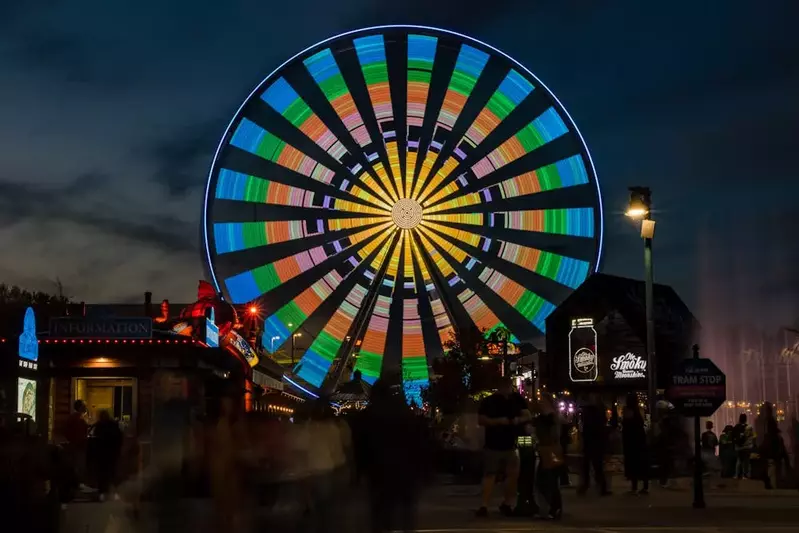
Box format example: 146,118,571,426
421,326,488,414
0,283,71,336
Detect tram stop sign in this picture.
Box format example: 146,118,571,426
666,357,726,417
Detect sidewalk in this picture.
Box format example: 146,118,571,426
60,479,799,533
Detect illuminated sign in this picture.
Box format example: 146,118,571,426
206,308,219,348
224,330,259,367
610,353,647,379
17,377,37,420
19,307,38,362
569,317,598,382
50,317,153,339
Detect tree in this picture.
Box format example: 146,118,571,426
421,326,489,414
0,283,71,307
0,283,71,336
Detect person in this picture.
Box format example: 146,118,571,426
476,377,531,517
701,420,719,475
300,398,353,533
91,410,122,500
360,379,432,533
718,425,737,478
755,403,780,489
622,395,649,495
654,401,681,488
63,400,90,491
559,412,573,487
733,413,755,479
577,395,610,496
533,396,563,520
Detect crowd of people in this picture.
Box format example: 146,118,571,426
10,379,798,531
701,403,792,489
472,382,798,521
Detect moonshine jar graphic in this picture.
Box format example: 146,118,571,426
569,318,598,382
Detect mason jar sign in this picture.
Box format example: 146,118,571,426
569,318,598,382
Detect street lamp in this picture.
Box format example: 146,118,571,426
626,186,657,420
270,335,280,352
291,332,302,365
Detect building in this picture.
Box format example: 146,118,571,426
544,273,701,403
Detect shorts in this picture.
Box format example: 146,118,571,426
483,449,520,476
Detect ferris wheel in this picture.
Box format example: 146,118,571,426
203,25,603,401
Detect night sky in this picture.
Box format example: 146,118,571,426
1,1,797,330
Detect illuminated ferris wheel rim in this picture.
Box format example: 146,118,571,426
201,24,605,294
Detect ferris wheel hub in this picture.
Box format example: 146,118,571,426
391,199,423,229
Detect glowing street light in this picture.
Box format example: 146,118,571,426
291,332,302,365
625,187,651,219
248,305,259,315
625,186,657,419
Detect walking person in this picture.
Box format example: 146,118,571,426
533,396,563,520
622,395,649,495
718,425,737,479
701,421,719,476
755,403,780,489
577,395,610,496
476,377,531,517
361,380,433,533
91,410,122,501
63,400,90,492
733,413,755,479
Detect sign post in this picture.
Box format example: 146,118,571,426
666,344,726,509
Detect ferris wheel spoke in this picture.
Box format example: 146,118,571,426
409,229,477,335
333,36,400,202
423,217,597,265
411,56,508,201
226,115,392,211
417,87,553,205
421,221,574,303
248,99,394,208
212,219,391,276
429,183,597,217
213,159,390,216
296,231,401,389
406,36,457,200
408,234,448,362
395,234,430,404
411,43,492,201
304,48,410,204
423,136,578,212
350,229,401,384
384,35,410,198
407,229,457,354
417,225,544,337
212,198,390,223
218,224,393,304
415,229,514,336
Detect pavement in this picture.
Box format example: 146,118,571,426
59,477,799,533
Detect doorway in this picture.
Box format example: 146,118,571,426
73,377,136,430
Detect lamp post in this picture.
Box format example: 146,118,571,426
291,332,302,365
626,186,657,420
270,335,280,352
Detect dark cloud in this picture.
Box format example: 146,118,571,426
0,178,195,253
144,120,227,196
